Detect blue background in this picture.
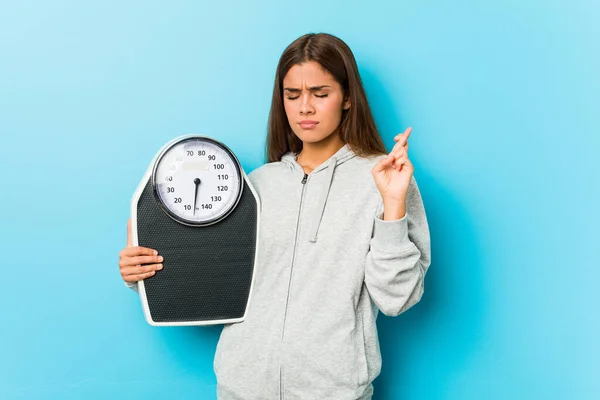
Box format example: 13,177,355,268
1,1,598,399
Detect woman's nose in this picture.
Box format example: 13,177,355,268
300,95,314,115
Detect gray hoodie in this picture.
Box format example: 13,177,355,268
213,144,431,399
127,143,431,399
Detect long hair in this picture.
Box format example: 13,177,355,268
266,33,387,162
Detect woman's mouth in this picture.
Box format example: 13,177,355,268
299,121,319,129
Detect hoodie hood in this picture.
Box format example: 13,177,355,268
280,143,357,242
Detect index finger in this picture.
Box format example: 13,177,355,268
394,127,412,143
121,246,158,257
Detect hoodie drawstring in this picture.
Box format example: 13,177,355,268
308,156,337,243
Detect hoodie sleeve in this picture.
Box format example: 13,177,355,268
364,175,431,317
125,281,139,293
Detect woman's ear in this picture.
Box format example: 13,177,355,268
343,97,351,110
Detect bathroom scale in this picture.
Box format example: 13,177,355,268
130,134,260,326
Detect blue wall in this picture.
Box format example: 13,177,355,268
1,1,598,399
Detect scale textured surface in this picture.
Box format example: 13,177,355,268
137,180,257,323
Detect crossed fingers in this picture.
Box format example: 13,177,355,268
387,127,411,170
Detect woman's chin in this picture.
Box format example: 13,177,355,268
294,130,335,144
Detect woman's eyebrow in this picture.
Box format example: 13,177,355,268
283,85,331,92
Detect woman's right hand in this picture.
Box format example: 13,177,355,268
119,219,163,283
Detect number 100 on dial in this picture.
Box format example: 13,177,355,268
151,136,243,226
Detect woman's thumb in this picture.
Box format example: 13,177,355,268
127,219,133,248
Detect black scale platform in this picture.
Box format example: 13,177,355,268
136,179,258,324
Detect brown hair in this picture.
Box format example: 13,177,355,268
266,33,387,162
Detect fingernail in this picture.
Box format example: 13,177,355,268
158,256,163,261
157,264,163,269
154,250,158,255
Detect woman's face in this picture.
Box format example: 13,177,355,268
282,61,350,146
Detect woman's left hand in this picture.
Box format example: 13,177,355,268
371,127,414,217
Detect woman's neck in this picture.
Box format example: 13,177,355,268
296,133,345,174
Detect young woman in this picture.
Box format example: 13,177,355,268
118,33,431,400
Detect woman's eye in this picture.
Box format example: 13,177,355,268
285,94,327,100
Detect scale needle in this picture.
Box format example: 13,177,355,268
193,178,201,216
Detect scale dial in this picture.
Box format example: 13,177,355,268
151,136,243,226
